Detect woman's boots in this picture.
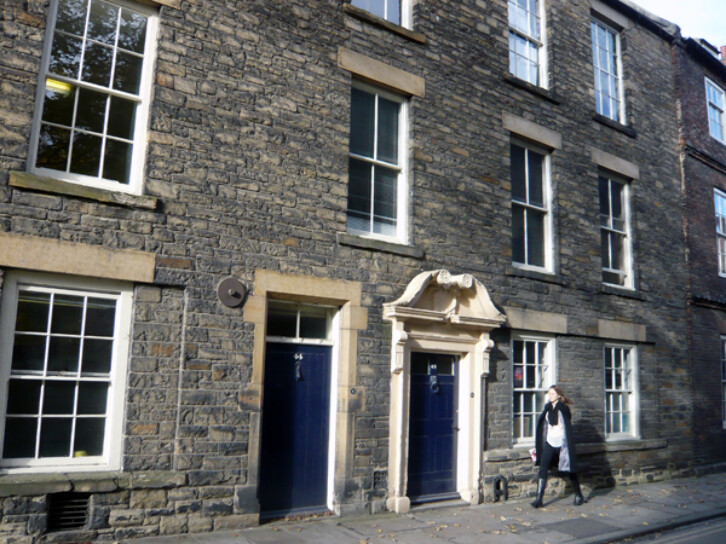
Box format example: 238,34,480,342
532,475,586,508
531,478,547,508
570,473,587,506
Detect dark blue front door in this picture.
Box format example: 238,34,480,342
407,352,457,502
259,343,331,517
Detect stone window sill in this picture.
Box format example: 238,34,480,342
0,470,185,497
601,283,645,300
9,171,158,210
336,232,424,259
506,266,567,286
593,114,637,138
343,3,426,44
484,438,667,462
503,75,561,105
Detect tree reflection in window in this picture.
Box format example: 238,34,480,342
35,0,148,185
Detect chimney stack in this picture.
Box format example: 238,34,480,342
721,46,726,66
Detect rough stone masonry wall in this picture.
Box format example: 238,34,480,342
0,0,694,541
675,44,726,469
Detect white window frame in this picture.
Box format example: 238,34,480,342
510,139,553,273
715,189,726,277
265,300,336,346
599,173,633,289
706,78,726,144
347,81,409,244
591,18,626,124
721,337,726,430
604,344,639,441
508,0,548,88
27,0,158,195
0,271,132,473
512,335,556,445
350,0,412,28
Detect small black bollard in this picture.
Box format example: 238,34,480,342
492,475,509,502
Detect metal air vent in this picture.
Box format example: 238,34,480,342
47,492,90,532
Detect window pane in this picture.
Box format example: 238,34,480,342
523,392,534,413
388,0,401,25
119,9,147,53
36,125,71,171
601,230,611,269
74,417,105,456
513,340,524,363
49,33,82,79
599,177,610,219
42,84,76,127
266,301,297,338
81,339,113,374
43,381,76,414
11,335,46,373
528,151,544,207
376,97,399,164
75,88,107,134
51,295,84,334
38,417,72,457
56,0,87,36
47,337,81,374
514,365,523,389
299,306,328,339
527,209,545,267
70,132,103,177
7,380,42,415
113,51,143,94
87,0,118,45
513,414,522,439
511,145,526,202
373,166,397,236
610,182,624,225
512,205,525,264
85,298,116,337
350,88,375,157
347,158,372,231
107,97,136,140
16,292,51,333
102,139,133,184
2,418,38,458
611,232,624,272
82,42,113,87
77,382,109,414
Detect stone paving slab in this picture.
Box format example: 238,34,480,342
124,474,726,544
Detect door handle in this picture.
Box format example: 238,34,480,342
453,426,460,432
429,374,440,394
294,354,303,381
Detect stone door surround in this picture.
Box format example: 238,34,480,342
383,270,506,513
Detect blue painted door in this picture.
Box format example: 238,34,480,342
259,343,332,517
407,352,458,502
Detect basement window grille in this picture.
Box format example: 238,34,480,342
47,492,90,532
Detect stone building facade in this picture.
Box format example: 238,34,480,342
674,38,726,469
0,0,708,541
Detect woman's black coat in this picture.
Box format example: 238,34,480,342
534,401,580,474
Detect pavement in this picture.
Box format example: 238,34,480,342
124,472,726,544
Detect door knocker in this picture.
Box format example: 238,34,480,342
429,374,440,394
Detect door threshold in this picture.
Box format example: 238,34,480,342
410,497,468,511
260,506,331,522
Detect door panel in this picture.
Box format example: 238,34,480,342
407,352,458,501
259,343,332,517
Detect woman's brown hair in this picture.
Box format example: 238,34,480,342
549,385,571,405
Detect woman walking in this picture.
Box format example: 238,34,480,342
531,385,586,508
